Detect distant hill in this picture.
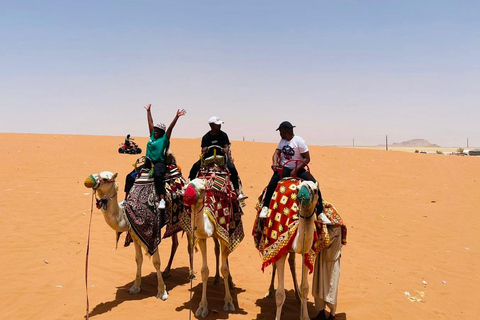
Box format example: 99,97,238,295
391,139,441,147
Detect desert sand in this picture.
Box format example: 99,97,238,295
1,133,479,320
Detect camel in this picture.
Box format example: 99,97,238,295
183,176,244,318
84,171,169,300
254,178,322,320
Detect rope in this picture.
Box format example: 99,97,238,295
188,202,196,320
85,191,95,320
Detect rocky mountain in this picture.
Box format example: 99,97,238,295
391,139,440,147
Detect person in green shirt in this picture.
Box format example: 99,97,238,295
145,104,186,209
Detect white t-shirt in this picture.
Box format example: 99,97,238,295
277,135,309,169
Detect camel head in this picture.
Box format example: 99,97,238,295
183,178,205,207
296,180,319,218
84,171,119,199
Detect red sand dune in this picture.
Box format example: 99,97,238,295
1,133,479,320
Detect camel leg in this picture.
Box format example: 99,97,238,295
195,238,210,318
187,233,194,277
275,254,287,320
220,242,235,312
288,252,301,303
226,257,235,289
300,262,310,320
162,233,179,278
152,249,168,300
266,264,276,298
213,237,221,285
129,240,143,294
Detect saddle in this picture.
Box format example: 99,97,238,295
123,162,188,253
252,177,330,272
191,164,244,254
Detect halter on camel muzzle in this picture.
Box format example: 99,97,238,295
84,172,117,209
297,181,318,220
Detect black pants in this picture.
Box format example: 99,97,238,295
263,167,323,212
124,160,167,198
188,159,240,190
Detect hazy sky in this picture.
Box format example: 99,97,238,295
2,1,480,147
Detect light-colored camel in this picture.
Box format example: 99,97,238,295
183,177,239,318
84,171,169,300
271,180,320,320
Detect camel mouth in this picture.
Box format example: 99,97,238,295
183,184,197,206
84,174,99,189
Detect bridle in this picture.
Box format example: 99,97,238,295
298,182,317,220
90,174,117,210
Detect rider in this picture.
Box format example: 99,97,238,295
123,105,186,210
259,121,323,218
124,134,131,148
188,116,247,200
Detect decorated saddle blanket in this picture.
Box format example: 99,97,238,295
123,165,190,254
252,177,330,272
192,170,244,254
163,164,190,238
320,200,347,246
123,170,162,255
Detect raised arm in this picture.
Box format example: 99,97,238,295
166,109,187,139
145,104,154,134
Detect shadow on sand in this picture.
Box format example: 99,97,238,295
87,266,191,318
253,289,347,320
175,276,247,319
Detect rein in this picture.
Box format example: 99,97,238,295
95,193,117,210
85,176,116,319
85,191,95,320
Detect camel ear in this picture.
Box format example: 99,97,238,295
113,173,118,179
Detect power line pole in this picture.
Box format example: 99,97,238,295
467,138,469,148
353,138,355,147
386,135,388,151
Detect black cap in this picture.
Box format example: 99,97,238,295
276,121,296,131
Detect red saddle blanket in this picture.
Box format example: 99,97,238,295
253,178,332,272
190,170,244,254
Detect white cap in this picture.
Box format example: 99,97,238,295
208,116,224,125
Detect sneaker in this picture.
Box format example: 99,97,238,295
318,212,332,224
237,193,248,200
259,206,269,218
158,199,166,209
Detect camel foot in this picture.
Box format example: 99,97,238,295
195,305,209,318
223,301,235,312
156,290,168,301
128,285,141,295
